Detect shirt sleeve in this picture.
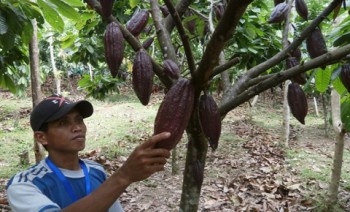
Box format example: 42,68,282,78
7,182,61,212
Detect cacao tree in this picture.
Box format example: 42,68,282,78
82,0,350,210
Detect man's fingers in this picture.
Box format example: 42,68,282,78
142,132,171,149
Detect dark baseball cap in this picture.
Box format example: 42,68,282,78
30,94,94,131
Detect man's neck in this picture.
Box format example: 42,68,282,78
47,153,81,170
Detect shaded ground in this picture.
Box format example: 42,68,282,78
0,90,350,211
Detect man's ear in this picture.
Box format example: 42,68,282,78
34,131,48,146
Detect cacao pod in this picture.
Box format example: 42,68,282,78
295,0,308,20
274,0,285,6
126,9,149,37
340,64,350,92
104,22,124,78
163,59,180,79
306,27,327,59
287,82,308,124
160,5,169,17
132,50,154,105
192,160,204,189
288,40,302,61
198,93,221,151
142,37,154,50
286,57,299,69
213,3,225,21
154,79,195,150
292,73,307,85
269,2,289,24
99,0,114,18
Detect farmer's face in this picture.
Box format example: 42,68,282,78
44,109,87,153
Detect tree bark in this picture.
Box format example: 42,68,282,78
29,19,45,163
326,89,345,210
49,36,61,94
282,80,291,146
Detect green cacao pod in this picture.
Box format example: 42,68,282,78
198,93,221,151
132,50,154,105
163,59,180,79
154,79,195,150
288,82,308,125
99,0,114,18
340,64,350,92
306,27,327,59
295,0,308,20
104,22,124,78
126,9,149,37
269,2,289,24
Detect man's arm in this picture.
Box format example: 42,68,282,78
61,132,171,212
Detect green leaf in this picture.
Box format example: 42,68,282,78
21,21,33,44
37,0,64,33
62,0,85,7
0,30,15,51
4,74,17,93
333,77,347,96
60,33,78,49
341,95,350,132
47,0,80,21
129,0,140,8
333,32,350,47
315,68,332,93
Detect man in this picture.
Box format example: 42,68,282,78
6,94,171,212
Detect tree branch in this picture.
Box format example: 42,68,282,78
164,0,196,75
210,57,240,78
224,0,344,103
220,43,350,116
193,0,253,91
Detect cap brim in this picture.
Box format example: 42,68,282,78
46,100,93,122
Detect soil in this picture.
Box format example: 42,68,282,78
0,89,349,211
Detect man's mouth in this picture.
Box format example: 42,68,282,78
72,135,85,140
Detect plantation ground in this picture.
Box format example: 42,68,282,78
1,87,350,211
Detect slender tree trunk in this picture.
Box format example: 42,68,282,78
326,89,345,210
313,96,319,116
280,0,293,147
322,94,329,138
282,80,291,146
29,19,45,163
49,36,61,94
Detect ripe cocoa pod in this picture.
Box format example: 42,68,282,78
160,5,169,17
126,9,149,37
132,50,154,105
295,0,308,20
142,37,154,50
99,0,114,18
306,27,327,59
292,73,307,85
192,160,204,189
286,57,299,69
198,93,221,151
163,59,180,79
287,82,308,124
340,64,350,92
213,3,225,21
274,0,285,6
288,40,302,61
104,22,124,78
154,79,195,150
269,2,289,24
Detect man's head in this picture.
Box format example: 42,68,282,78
30,94,93,132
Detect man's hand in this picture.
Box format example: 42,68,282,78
116,132,171,185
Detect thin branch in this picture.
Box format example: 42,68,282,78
210,57,240,78
164,0,196,75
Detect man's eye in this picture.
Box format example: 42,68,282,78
58,120,67,126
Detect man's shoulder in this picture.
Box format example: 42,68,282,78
7,160,50,188
80,158,106,173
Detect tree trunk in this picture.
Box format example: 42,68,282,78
325,89,345,210
180,109,208,211
49,36,61,94
29,19,45,163
282,80,291,147
171,147,179,175
322,94,329,138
